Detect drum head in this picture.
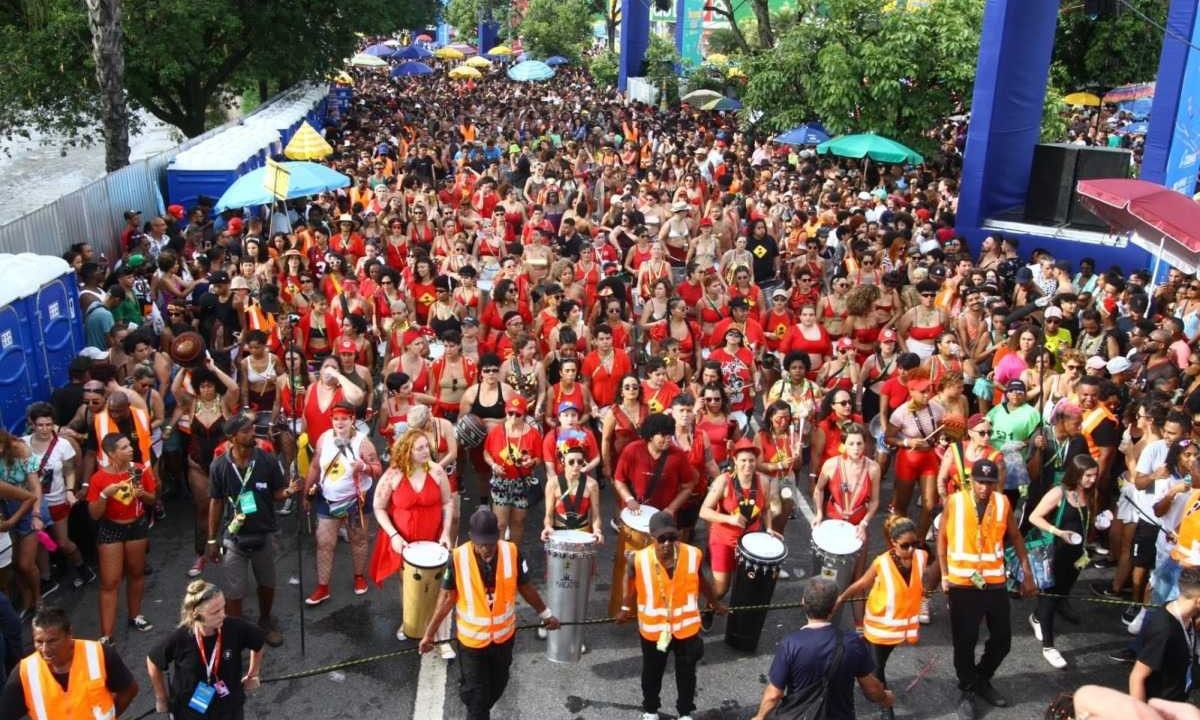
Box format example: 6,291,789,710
620,504,658,533
812,520,863,554
549,530,595,545
738,531,787,562
402,541,449,568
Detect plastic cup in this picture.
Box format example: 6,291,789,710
1063,531,1083,546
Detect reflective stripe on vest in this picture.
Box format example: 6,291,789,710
1081,406,1115,461
1171,489,1200,565
20,639,114,720
634,544,702,641
454,541,517,647
94,407,152,467
946,491,1009,585
864,549,926,645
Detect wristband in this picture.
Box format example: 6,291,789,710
539,607,553,620
388,531,398,539
206,539,218,545
620,605,632,612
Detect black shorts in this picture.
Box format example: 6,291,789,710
1131,520,1159,569
96,517,149,544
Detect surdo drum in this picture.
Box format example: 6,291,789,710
608,504,658,617
725,532,788,652
400,541,450,640
544,530,596,663
812,520,864,626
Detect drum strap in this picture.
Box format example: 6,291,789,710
558,476,588,518
639,451,670,504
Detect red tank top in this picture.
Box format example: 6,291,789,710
824,457,872,524
304,386,344,445
710,474,768,547
388,471,444,543
697,415,735,465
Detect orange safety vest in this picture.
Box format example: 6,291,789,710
944,491,1010,587
1171,489,1200,565
453,541,518,648
19,639,114,720
94,407,152,467
633,543,702,642
863,549,927,646
1081,405,1116,461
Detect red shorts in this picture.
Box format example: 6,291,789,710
49,503,71,523
708,539,738,573
894,448,939,482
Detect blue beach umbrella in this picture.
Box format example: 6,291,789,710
544,56,569,66
391,61,435,77
507,60,556,82
362,43,397,58
394,44,434,60
774,122,831,146
215,162,350,212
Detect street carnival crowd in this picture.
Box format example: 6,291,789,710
3,57,1200,720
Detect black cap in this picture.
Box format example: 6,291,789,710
223,414,254,436
209,270,230,284
1005,379,1027,392
648,511,678,538
123,209,141,219
469,507,500,543
971,459,1000,483
729,296,749,309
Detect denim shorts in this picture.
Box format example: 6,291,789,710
4,498,52,538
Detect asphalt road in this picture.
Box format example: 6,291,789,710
41,467,1136,720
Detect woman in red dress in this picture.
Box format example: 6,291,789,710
370,430,456,655
406,205,436,252
779,305,830,381
699,438,777,604
694,375,739,468
408,256,439,326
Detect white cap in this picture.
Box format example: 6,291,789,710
1106,356,1132,374
79,347,110,360
858,191,872,201
1086,356,1107,370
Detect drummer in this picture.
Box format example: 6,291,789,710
612,413,696,519
699,438,778,632
542,401,601,486
812,423,882,626
370,430,457,656
885,371,944,539
835,515,931,720
540,443,604,543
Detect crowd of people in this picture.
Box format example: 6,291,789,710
1,46,1198,720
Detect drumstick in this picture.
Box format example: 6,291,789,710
922,424,944,443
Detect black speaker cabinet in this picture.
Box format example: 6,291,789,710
1025,144,1078,224
1068,146,1133,228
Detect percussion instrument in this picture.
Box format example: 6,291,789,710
454,414,488,448
725,532,788,652
608,504,659,616
169,331,206,369
428,341,446,362
812,519,864,626
544,530,597,664
400,541,450,640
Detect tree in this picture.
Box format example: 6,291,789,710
740,0,983,152
0,0,439,143
84,0,129,171
1051,0,1168,92
519,0,592,61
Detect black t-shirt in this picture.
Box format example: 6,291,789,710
767,625,875,720
1137,608,1195,702
747,234,780,284
209,448,286,536
197,292,239,346
147,618,266,720
49,383,84,428
442,545,529,591
0,644,136,717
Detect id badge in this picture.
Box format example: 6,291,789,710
656,628,671,652
213,680,230,698
1074,550,1090,571
970,570,985,589
188,682,216,714
238,491,258,514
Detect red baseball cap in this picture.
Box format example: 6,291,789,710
879,328,898,343
506,396,527,414
337,339,357,355
227,218,244,235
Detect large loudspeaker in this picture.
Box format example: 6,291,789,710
1024,143,1132,227
1025,144,1078,224
1068,147,1133,228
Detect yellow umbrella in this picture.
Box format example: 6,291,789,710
332,71,354,85
488,45,513,56
1063,92,1101,107
706,53,729,66
434,47,464,60
349,53,388,68
465,56,492,69
284,121,334,160
449,65,482,79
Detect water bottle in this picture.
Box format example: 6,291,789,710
36,531,57,552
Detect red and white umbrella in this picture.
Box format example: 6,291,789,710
1076,178,1200,275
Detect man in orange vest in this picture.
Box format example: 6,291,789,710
616,511,727,720
419,508,559,720
937,459,1034,720
93,393,153,469
5,606,138,719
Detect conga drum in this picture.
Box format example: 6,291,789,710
725,532,788,652
545,530,597,664
455,414,488,448
608,504,658,616
400,542,450,639
812,520,864,626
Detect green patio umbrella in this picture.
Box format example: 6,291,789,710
816,133,924,165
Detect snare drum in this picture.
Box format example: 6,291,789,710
400,542,450,640
455,414,488,448
812,520,863,626
545,530,597,664
725,532,788,652
608,504,659,616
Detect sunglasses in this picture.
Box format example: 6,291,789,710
896,542,918,551
564,458,586,467
506,411,522,417
973,428,992,436
481,367,499,374
920,292,936,298
831,399,852,406
655,534,679,544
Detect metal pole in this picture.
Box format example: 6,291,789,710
289,353,307,656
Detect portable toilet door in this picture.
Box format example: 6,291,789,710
0,299,40,433
33,270,85,391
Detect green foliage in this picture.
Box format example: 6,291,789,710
1051,0,1168,92
444,0,483,42
684,66,726,94
519,0,593,61
704,28,742,56
0,0,439,140
1041,83,1069,144
587,51,619,88
740,0,982,153
643,35,681,104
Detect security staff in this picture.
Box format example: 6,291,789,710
938,459,1035,720
617,511,727,720
419,508,559,720
0,606,138,719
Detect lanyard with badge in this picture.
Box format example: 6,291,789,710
226,457,257,535
970,497,988,589
652,549,676,651
188,628,229,714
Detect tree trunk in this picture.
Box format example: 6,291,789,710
258,79,269,105
84,0,130,172
751,0,773,49
710,0,752,54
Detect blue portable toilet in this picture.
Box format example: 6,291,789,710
15,254,84,393
0,256,46,432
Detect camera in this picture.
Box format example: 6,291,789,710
288,313,301,325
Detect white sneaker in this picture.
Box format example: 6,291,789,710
1129,608,1146,636
439,643,457,660
581,643,589,654
918,596,931,625
641,714,659,720
396,627,406,642
1042,646,1067,669
1029,613,1043,642
679,716,694,720
536,626,548,639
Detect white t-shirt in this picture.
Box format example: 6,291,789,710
1128,440,1172,519
22,435,75,506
